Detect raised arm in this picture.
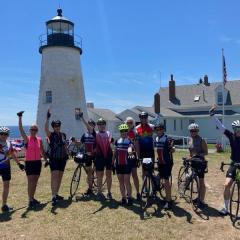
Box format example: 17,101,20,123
45,110,51,138
17,111,28,143
80,114,94,133
209,106,226,134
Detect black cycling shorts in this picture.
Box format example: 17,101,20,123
25,160,42,176
95,155,112,171
49,158,67,172
85,155,95,167
0,167,11,181
158,164,173,180
116,164,132,175
128,154,138,169
226,165,237,179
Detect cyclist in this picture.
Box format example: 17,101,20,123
210,105,240,215
187,123,208,208
17,111,47,208
113,124,134,205
68,137,77,159
45,110,69,206
79,116,96,196
154,123,175,209
135,112,154,182
125,117,140,200
95,118,113,200
0,127,24,212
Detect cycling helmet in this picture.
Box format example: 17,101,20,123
97,118,106,125
154,123,165,130
188,123,199,131
118,124,129,131
139,112,148,118
0,126,10,134
51,120,61,127
88,119,96,127
232,120,240,130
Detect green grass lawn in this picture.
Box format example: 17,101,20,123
0,150,239,240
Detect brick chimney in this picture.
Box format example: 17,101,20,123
154,93,160,114
203,75,209,86
169,74,176,101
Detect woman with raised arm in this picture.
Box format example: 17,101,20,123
17,111,46,208
0,126,24,212
45,110,69,206
210,105,240,215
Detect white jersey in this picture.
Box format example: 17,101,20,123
0,140,12,162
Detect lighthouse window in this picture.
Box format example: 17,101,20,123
46,91,52,103
75,108,81,120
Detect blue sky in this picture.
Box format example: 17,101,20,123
1,0,240,125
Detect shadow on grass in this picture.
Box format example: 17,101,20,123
195,204,223,221
21,202,50,218
0,205,28,222
51,199,73,215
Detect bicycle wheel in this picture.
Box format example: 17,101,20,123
92,169,107,188
178,166,190,198
190,175,200,211
70,165,82,198
140,175,153,211
230,181,240,223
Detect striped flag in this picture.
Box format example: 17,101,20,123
222,50,227,86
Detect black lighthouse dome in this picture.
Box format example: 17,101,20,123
39,9,82,54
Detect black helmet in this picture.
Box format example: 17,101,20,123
154,123,165,130
139,112,148,118
88,119,96,127
51,120,61,128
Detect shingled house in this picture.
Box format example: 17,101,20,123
87,75,240,142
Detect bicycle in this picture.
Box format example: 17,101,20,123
140,158,172,211
177,157,207,211
69,152,106,198
220,162,240,223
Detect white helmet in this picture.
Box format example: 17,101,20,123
232,120,240,130
188,123,199,131
125,117,134,124
0,126,10,134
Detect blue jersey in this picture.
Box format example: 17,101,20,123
115,138,133,165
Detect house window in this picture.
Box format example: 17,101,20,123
181,119,183,130
46,91,52,103
75,108,81,120
194,95,200,102
174,120,176,131
217,92,223,104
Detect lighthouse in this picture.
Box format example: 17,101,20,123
37,9,88,138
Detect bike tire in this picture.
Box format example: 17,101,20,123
230,181,240,223
190,175,200,211
70,165,82,198
140,175,153,211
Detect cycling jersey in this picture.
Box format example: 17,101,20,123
154,134,173,165
212,115,240,162
188,135,207,160
127,128,136,142
96,131,112,158
25,136,42,161
0,140,12,168
135,123,154,158
115,138,133,165
81,132,96,154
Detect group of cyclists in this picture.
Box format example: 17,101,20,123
0,105,240,217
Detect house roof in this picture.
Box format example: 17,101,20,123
87,108,119,121
158,80,240,109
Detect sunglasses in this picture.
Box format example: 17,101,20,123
155,128,164,131
97,123,105,126
30,129,38,132
53,125,61,128
0,133,8,136
190,130,198,133
127,121,133,124
120,130,128,133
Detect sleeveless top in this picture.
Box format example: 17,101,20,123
188,135,205,159
115,138,132,165
25,136,42,161
96,131,112,159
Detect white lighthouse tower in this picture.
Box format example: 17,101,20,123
37,9,88,138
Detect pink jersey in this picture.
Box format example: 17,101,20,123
96,131,112,158
25,136,42,161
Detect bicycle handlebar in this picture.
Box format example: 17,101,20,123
220,161,240,172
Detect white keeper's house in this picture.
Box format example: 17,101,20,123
89,74,240,142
